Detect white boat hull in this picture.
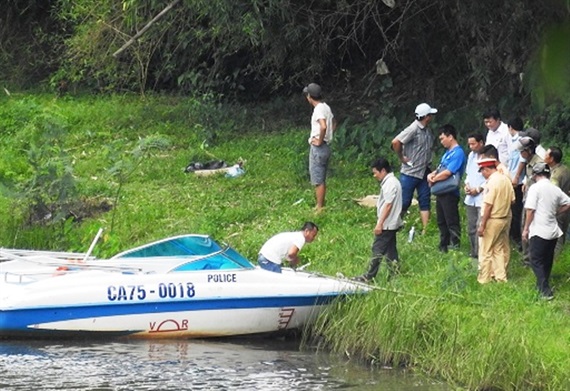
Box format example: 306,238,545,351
0,235,367,339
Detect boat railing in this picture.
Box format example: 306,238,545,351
0,248,146,285
0,248,93,263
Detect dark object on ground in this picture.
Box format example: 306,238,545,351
184,160,227,173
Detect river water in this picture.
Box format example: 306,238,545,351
0,338,449,390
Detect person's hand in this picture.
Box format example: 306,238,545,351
522,228,529,242
310,137,322,146
374,223,383,235
477,225,485,237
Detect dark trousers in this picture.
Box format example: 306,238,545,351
529,236,557,296
510,184,523,249
363,230,398,280
436,193,461,251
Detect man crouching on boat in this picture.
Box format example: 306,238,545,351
257,222,319,273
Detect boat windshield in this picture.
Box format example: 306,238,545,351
111,235,255,271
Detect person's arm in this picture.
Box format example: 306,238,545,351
311,118,327,146
391,138,410,165
478,202,493,237
428,168,451,185
374,202,393,235
513,160,525,186
558,204,570,215
522,209,535,242
286,245,301,267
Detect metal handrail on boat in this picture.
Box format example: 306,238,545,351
0,250,144,283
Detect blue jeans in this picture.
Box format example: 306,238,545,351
258,254,282,273
400,172,431,212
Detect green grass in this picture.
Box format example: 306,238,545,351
2,93,570,390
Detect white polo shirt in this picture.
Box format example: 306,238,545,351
485,121,512,166
377,172,403,230
525,178,570,240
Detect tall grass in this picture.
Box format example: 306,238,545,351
1,93,570,389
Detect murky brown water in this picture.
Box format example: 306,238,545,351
0,338,449,390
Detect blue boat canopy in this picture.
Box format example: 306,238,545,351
111,235,255,272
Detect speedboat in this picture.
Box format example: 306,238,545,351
0,234,368,339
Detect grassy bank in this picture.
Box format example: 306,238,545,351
1,93,570,390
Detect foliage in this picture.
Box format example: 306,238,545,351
105,134,173,231
3,94,570,389
334,115,398,165
2,0,565,108
0,0,64,89
311,236,570,390
524,23,570,109
0,102,79,226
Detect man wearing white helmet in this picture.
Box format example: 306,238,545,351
522,163,570,300
391,102,437,234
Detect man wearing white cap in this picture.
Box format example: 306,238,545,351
391,102,437,234
477,157,515,284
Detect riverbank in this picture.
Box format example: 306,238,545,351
1,93,569,390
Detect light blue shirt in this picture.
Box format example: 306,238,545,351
508,133,525,185
464,151,485,207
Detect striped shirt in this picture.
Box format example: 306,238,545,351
395,120,434,179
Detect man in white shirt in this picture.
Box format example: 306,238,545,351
464,133,486,259
522,163,570,300
506,117,525,250
353,157,403,282
303,83,335,212
483,108,512,167
258,222,319,273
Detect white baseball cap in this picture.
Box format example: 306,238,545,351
415,103,438,117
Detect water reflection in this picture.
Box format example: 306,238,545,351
0,339,448,390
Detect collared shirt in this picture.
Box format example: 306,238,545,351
525,178,570,240
524,153,545,191
508,133,525,185
520,145,546,164
485,121,512,166
437,144,466,197
550,163,570,195
395,120,434,179
309,102,334,144
482,171,515,219
377,172,403,230
464,151,485,207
